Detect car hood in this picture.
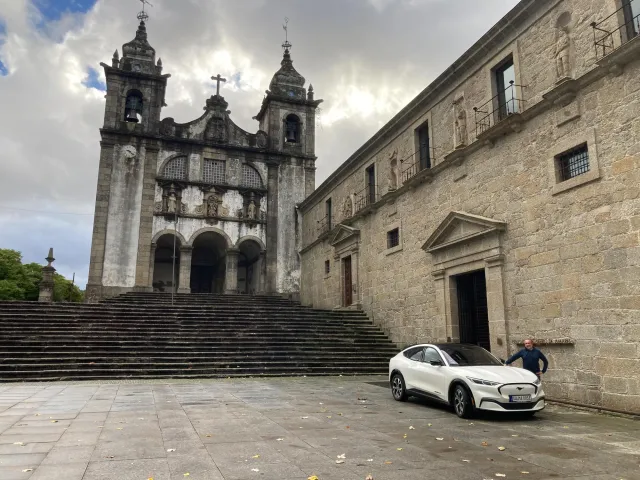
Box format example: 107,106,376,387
451,365,538,384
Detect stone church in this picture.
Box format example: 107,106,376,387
299,0,640,413
86,18,321,301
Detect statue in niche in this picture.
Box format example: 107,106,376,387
454,98,467,148
342,197,353,220
247,200,257,220
555,26,571,81
167,192,177,214
387,149,398,191
206,194,219,217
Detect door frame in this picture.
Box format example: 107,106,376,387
342,255,353,306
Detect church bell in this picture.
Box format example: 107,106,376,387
125,108,140,123
286,129,297,143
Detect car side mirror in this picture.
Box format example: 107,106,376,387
429,360,443,366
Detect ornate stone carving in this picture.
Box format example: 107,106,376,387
387,149,398,191
205,116,228,143
206,193,220,217
454,96,467,149
159,118,176,136
342,196,354,220
154,201,163,213
554,13,572,82
256,130,268,148
167,192,177,214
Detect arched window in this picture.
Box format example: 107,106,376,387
124,90,143,123
242,164,263,189
285,114,300,143
162,157,187,180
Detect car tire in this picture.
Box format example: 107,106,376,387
391,373,408,402
453,384,474,418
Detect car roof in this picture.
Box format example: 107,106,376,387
402,343,482,350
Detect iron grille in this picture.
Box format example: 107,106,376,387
473,81,525,136
387,228,400,249
162,157,187,180
325,260,330,275
558,144,589,181
353,185,379,213
317,216,330,236
242,165,263,188
591,1,640,59
203,159,226,184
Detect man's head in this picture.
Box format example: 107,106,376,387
524,339,534,350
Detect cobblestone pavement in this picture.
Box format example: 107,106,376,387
0,376,638,480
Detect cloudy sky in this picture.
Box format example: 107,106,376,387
0,0,520,287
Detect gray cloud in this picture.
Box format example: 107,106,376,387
0,0,519,287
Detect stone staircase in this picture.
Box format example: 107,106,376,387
0,292,398,382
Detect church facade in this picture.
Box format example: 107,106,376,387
86,20,321,301
299,0,640,413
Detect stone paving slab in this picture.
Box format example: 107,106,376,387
0,376,638,479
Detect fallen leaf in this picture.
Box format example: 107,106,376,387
512,434,519,437
397,448,403,451
319,402,324,405
308,476,320,480
205,434,212,438
384,461,393,464
50,420,58,423
365,475,374,480
498,446,506,451
481,441,489,446
35,413,41,416
403,434,407,438
22,469,33,472
496,474,506,478
252,454,260,458
436,437,444,441
276,438,284,441
105,455,115,459
13,442,24,446
462,459,470,462
251,468,259,472
409,426,415,430
468,423,474,425
367,458,373,462
517,458,523,461
183,474,190,477
563,426,569,429
167,448,176,452
346,426,350,429
327,416,332,419
301,416,309,419
335,460,345,464
337,454,346,459
117,428,123,430
521,472,530,474
427,423,432,427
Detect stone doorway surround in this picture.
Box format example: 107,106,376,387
422,211,510,359
329,224,361,309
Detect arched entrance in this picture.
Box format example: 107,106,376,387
190,231,227,293
152,234,180,292
237,240,263,294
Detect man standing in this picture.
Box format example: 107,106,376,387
506,339,549,378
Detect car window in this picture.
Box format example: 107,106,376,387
403,346,423,361
409,349,424,362
438,345,501,366
423,347,443,364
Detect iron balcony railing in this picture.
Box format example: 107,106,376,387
317,216,331,236
353,185,380,213
473,81,525,136
400,146,437,183
591,1,640,59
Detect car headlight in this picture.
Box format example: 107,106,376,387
467,377,500,386
533,377,541,386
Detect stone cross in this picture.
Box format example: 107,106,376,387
211,74,227,96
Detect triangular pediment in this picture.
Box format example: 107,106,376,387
329,224,360,247
422,211,506,253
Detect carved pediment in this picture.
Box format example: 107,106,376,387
329,224,360,247
422,211,506,253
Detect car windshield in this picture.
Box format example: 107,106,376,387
438,345,502,366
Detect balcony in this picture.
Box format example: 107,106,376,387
473,81,526,138
591,1,640,59
353,185,380,214
317,216,331,236
400,146,438,184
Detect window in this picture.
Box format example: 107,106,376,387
495,57,518,120
203,159,226,184
623,0,640,37
403,346,423,360
423,347,443,365
285,114,300,143
325,198,332,230
162,157,187,180
557,144,589,181
366,164,376,205
242,164,263,188
324,260,330,275
415,123,431,170
409,349,424,362
387,228,400,249
124,91,143,123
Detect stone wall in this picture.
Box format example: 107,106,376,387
300,0,640,413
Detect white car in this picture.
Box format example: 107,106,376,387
389,343,545,418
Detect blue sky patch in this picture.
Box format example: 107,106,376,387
34,0,98,22
0,21,7,76
83,66,106,91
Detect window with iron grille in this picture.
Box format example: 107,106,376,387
203,159,226,184
242,164,263,188
557,144,589,181
387,228,400,249
325,260,330,275
162,157,187,180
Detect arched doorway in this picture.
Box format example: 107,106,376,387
152,234,180,292
190,231,227,293
237,240,262,295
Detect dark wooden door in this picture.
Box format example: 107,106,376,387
456,270,490,351
343,256,353,306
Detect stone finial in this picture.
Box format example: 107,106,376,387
39,248,56,303
308,84,314,101
112,49,119,68
157,57,163,74
45,248,55,267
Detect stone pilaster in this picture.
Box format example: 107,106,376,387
178,245,193,294
38,248,56,303
265,160,280,293
148,242,157,290
225,248,240,294
485,254,509,359
256,250,267,294
135,145,160,291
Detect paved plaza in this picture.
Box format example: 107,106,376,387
0,376,638,480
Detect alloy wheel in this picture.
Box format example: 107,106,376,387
454,387,465,416
392,376,403,399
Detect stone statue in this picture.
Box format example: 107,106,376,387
342,197,353,219
555,27,571,80
206,194,219,217
387,150,398,191
454,100,467,148
167,192,177,214
247,200,257,220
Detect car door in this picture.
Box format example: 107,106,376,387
414,347,448,400
402,347,424,389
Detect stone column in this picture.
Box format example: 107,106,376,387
38,248,56,303
135,144,160,291
224,248,240,294
485,254,509,359
432,269,448,342
257,250,267,294
148,242,157,291
265,160,280,293
178,245,193,294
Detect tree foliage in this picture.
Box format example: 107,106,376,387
0,249,84,302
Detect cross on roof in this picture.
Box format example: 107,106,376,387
137,0,153,22
211,74,227,96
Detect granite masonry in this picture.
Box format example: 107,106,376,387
299,0,640,413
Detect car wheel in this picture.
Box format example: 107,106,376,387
453,384,474,418
391,373,408,402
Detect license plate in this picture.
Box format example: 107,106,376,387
509,395,531,402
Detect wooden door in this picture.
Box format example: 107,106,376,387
343,256,353,306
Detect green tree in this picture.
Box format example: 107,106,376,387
0,279,25,300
